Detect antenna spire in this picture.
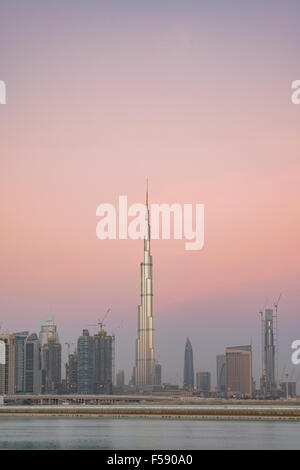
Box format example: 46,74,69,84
146,178,149,208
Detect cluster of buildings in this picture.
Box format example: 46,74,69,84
184,308,297,398
0,189,297,398
0,318,113,395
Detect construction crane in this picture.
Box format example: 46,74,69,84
87,308,112,333
98,308,111,332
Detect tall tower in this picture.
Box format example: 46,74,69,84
263,309,276,396
134,184,156,387
184,337,194,390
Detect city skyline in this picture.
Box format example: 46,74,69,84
1,303,297,393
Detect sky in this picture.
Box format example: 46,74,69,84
0,0,300,388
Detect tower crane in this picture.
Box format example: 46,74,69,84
98,308,111,332
87,308,112,333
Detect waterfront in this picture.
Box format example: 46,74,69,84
0,417,300,450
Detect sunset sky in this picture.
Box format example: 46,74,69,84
1,1,300,386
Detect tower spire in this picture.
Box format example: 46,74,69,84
146,178,149,209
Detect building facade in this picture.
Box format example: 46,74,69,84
216,354,226,393
116,370,125,391
42,337,61,393
25,333,42,394
261,309,277,397
14,331,29,393
0,333,15,394
77,329,95,394
196,371,211,392
93,330,113,394
226,345,252,398
67,353,78,394
184,337,194,390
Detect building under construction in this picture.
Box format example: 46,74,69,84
260,308,278,398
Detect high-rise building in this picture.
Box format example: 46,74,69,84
134,186,157,388
14,331,29,393
25,333,42,394
93,329,113,394
184,337,194,390
0,339,5,394
39,316,59,347
116,370,125,391
261,309,277,397
281,381,296,399
226,345,252,398
77,329,95,394
196,372,211,392
0,333,15,394
42,337,61,393
154,362,162,386
67,353,78,394
216,354,226,393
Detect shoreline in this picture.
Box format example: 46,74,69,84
1,405,300,422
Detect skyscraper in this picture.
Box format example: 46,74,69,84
154,362,162,386
42,337,61,393
216,354,227,393
93,329,113,394
184,337,194,390
66,353,78,394
0,339,5,394
25,333,42,394
226,345,252,398
134,186,157,388
196,372,211,392
262,308,276,396
116,370,125,391
0,333,15,394
77,329,95,394
14,331,29,393
39,316,59,348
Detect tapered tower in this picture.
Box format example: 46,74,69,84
184,337,194,390
134,184,156,387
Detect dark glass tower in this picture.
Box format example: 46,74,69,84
93,330,113,394
77,329,95,394
42,337,61,394
25,333,42,394
184,337,194,390
14,331,29,393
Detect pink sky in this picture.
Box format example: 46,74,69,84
0,1,300,385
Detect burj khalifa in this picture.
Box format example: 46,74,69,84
133,186,157,387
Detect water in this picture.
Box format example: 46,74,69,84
0,417,299,449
